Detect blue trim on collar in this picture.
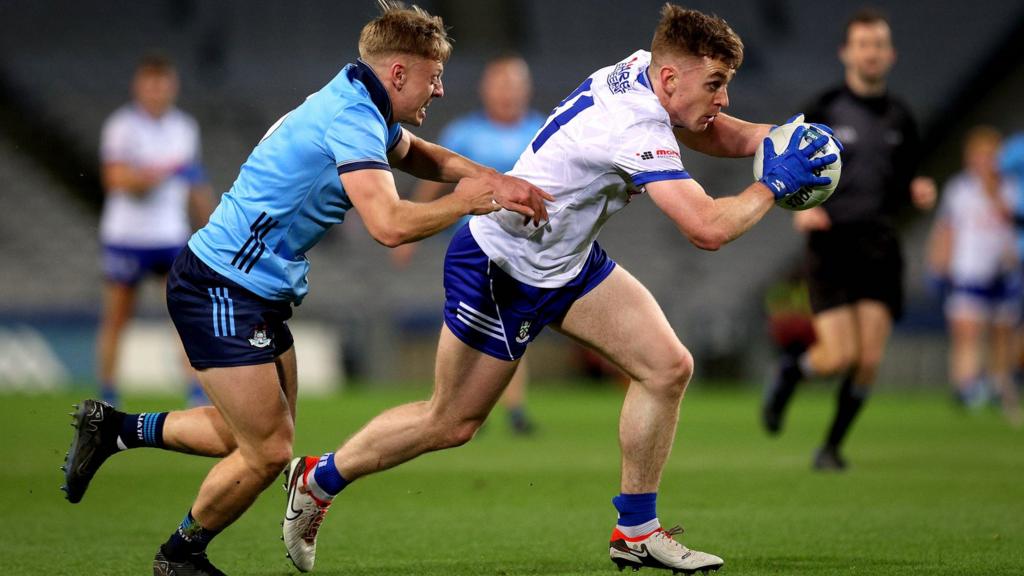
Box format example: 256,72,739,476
348,59,394,124
637,66,651,90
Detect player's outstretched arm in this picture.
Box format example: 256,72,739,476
102,162,168,197
673,113,771,158
388,129,553,224
342,168,501,247
647,177,775,251
648,125,837,250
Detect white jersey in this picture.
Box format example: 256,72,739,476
939,171,1020,284
99,104,201,247
469,50,689,288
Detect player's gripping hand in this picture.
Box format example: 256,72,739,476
483,172,555,226
779,114,844,152
452,175,506,216
758,125,838,199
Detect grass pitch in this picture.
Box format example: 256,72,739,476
3,382,1022,575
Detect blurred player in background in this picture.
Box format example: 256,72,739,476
97,54,214,408
1001,131,1024,379
392,55,545,435
63,3,551,575
928,126,1021,425
761,8,937,470
284,5,837,574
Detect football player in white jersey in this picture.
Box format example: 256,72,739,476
284,5,837,573
928,126,1022,424
97,54,214,407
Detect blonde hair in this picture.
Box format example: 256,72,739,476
359,1,452,63
651,4,743,69
964,125,1002,150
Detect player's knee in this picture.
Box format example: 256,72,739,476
259,441,294,478
818,348,856,375
246,433,293,479
441,418,484,449
650,347,694,397
855,355,882,383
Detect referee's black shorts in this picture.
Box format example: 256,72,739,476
805,223,904,321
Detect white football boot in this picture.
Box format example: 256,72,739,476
609,525,724,574
283,456,332,572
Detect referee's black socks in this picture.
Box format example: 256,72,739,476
825,371,869,450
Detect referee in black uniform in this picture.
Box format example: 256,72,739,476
762,8,936,470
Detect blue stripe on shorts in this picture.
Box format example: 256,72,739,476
442,225,615,361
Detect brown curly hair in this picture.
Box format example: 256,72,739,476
651,4,743,69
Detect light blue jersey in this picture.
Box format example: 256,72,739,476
438,110,545,174
189,60,402,304
432,109,544,231
1001,134,1024,257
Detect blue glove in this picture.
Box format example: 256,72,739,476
806,122,844,152
779,114,844,152
759,125,838,199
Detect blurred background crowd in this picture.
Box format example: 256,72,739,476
1,0,1023,413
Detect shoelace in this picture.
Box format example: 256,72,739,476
656,525,690,552
304,502,331,542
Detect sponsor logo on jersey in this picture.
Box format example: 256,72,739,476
635,149,679,161
249,328,272,348
607,56,638,94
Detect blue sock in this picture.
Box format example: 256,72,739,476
100,384,119,407
163,509,220,559
187,380,210,406
612,492,658,526
311,452,348,497
118,412,168,449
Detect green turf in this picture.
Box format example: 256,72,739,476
4,382,1022,575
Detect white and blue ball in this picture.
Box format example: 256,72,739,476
753,123,843,211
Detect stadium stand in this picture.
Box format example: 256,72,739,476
1,0,1023,380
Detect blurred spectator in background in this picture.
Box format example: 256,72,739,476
97,54,214,407
1001,132,1024,186
927,126,1021,426
761,8,937,470
1001,131,1024,385
392,55,545,434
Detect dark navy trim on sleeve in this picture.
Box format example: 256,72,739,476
348,59,394,125
632,170,691,185
337,160,392,175
386,126,404,152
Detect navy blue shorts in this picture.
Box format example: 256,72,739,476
167,247,294,369
102,244,184,286
443,225,616,361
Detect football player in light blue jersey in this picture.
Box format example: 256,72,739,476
61,4,552,575
393,55,546,435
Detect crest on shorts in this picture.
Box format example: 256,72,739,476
515,320,532,344
249,327,272,348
